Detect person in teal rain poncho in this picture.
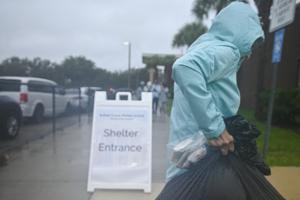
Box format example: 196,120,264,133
167,1,264,181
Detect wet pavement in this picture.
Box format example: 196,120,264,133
0,114,170,200
0,116,91,200
1,113,299,200
92,115,169,200
0,114,83,154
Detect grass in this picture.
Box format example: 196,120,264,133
167,98,300,166
239,109,300,166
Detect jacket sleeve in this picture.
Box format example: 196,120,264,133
172,47,238,139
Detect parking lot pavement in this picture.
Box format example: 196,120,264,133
0,116,92,200
0,114,170,200
0,114,83,155
1,112,299,200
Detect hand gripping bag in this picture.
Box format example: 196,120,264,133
156,115,285,200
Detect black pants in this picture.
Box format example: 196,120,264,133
153,97,159,113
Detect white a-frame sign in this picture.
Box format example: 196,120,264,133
87,92,152,193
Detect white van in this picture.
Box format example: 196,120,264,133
0,76,70,122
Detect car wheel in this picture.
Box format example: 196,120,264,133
4,113,20,139
33,105,44,123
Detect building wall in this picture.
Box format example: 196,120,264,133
238,4,300,109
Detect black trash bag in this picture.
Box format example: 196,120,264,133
156,115,284,200
224,115,271,176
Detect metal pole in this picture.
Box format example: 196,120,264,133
78,87,81,125
87,87,92,121
52,86,56,134
128,43,131,89
263,62,279,158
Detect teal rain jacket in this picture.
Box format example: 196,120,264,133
167,2,264,181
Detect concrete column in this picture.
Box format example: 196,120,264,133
148,68,155,83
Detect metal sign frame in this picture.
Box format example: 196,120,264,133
87,92,152,193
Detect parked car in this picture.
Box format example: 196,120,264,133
0,95,22,139
65,87,102,111
65,87,89,111
0,76,70,122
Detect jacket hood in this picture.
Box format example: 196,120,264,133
208,2,264,56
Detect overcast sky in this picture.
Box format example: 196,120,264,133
0,0,197,71
1,0,292,71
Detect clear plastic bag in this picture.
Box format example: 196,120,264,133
170,132,207,169
157,116,282,200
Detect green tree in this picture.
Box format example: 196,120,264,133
172,0,235,48
192,0,237,20
56,56,97,87
0,57,31,76
0,57,57,80
102,67,148,90
29,57,56,80
0,56,149,91
172,22,207,48
173,0,253,48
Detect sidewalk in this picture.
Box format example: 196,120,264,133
91,114,300,200
91,115,169,200
0,115,299,200
267,167,300,200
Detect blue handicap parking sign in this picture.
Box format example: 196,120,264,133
272,29,285,63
